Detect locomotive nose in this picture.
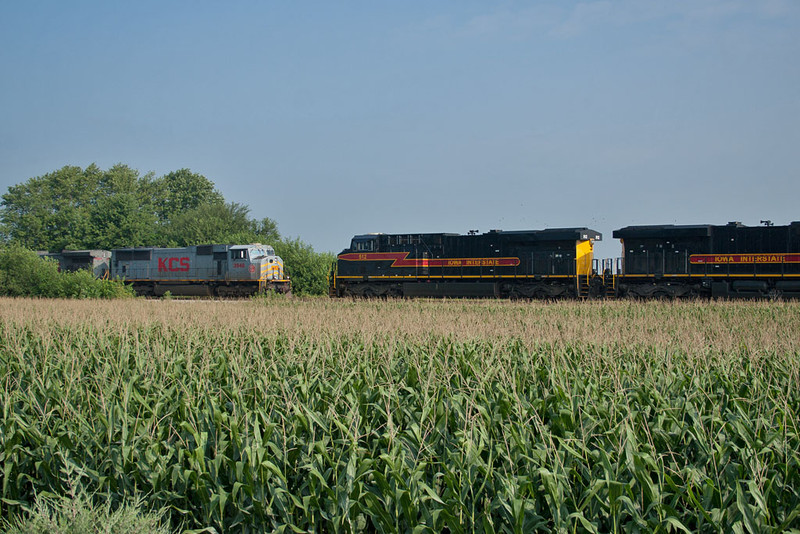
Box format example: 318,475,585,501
261,256,284,280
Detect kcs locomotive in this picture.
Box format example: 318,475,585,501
112,243,289,297
330,220,800,300
41,243,290,297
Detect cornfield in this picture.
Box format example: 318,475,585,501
1,297,799,532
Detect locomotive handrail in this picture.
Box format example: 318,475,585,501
328,261,337,289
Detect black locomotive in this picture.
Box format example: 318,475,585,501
329,228,603,298
331,220,800,300
614,221,800,299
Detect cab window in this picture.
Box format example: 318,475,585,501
352,238,376,252
231,249,248,260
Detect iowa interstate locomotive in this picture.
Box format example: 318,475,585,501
613,221,800,299
329,228,604,298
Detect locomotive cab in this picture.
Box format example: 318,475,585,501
251,245,286,282
229,244,286,282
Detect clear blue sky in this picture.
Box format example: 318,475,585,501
1,1,798,257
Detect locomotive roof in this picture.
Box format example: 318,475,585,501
113,244,250,252
41,249,111,257
496,228,602,241
613,224,713,239
353,227,601,242
615,221,800,239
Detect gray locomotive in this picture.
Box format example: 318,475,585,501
41,243,289,297
112,243,289,297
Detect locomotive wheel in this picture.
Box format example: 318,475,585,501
386,287,402,298
767,288,783,301
532,288,550,300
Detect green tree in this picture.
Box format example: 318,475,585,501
0,165,102,250
90,191,158,249
148,169,224,223
162,201,281,246
89,164,158,248
0,165,226,251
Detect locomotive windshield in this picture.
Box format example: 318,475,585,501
351,236,377,252
242,246,276,259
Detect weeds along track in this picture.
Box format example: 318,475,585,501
3,297,800,354
1,297,799,532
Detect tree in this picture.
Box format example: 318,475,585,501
0,164,225,251
89,164,159,248
148,169,224,224
0,165,102,250
90,191,158,249
162,202,280,246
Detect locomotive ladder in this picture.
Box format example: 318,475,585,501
577,274,591,299
603,258,618,299
604,272,616,299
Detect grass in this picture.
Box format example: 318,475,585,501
1,297,799,532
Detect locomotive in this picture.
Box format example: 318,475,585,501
41,243,290,297
112,243,289,297
330,220,800,300
614,221,800,299
38,249,111,278
328,228,604,298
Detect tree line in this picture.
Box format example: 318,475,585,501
0,164,334,295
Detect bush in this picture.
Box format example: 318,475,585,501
0,246,62,297
59,269,136,299
0,246,134,298
273,237,335,296
2,476,171,534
